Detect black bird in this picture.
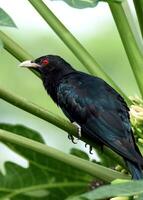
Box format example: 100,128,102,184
20,55,143,179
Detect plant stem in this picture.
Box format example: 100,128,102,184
0,31,130,104
27,0,103,77
0,87,125,168
0,86,74,135
0,31,40,78
2,182,87,199
0,129,130,182
109,1,143,97
133,0,143,39
27,0,130,104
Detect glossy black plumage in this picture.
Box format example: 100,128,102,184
21,55,143,179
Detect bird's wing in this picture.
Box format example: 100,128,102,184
57,74,89,124
57,73,142,164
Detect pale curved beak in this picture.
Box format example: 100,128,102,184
19,60,40,68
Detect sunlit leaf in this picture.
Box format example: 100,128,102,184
0,8,16,27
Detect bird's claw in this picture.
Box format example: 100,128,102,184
85,143,88,148
85,143,93,154
68,134,77,144
68,122,81,144
72,122,81,138
89,145,93,154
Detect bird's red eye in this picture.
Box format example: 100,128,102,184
42,59,49,65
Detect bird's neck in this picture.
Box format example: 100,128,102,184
42,69,75,103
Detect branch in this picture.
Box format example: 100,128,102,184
108,1,143,97
0,129,130,182
27,0,130,104
0,86,125,168
0,31,40,78
133,0,143,39
0,86,73,135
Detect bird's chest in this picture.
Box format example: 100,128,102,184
43,76,59,103
57,82,88,124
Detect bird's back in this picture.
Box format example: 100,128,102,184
57,72,143,166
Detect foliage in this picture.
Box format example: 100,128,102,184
54,0,123,9
71,180,143,199
56,0,99,9
0,0,143,200
0,124,93,199
0,8,16,50
0,8,16,27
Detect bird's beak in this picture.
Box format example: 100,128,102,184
19,60,40,68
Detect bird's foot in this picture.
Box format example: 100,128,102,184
85,143,88,148
89,145,93,154
72,122,81,138
85,143,93,154
68,134,77,144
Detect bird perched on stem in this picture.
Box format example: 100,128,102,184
20,55,143,179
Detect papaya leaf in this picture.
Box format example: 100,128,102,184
0,8,16,27
0,123,94,199
53,0,123,9
71,180,143,200
70,148,89,161
95,148,118,168
104,0,123,3
55,0,100,9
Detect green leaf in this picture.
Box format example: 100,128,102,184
57,0,100,9
70,148,89,161
72,180,143,200
55,0,123,9
0,123,93,199
0,8,16,27
105,0,123,3
95,148,118,168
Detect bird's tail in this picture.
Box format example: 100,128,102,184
125,159,143,180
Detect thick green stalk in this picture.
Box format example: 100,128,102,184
0,129,130,182
109,1,143,97
0,87,74,135
0,31,32,61
27,0,104,77
0,31,40,78
0,31,130,104
133,0,143,39
0,87,125,168
2,182,87,199
27,0,129,104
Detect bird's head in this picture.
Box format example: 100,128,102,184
19,55,75,102
19,55,74,78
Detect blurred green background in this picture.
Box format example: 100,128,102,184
0,0,141,168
